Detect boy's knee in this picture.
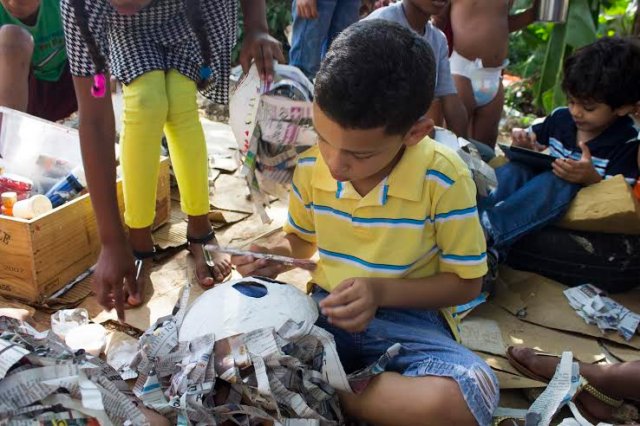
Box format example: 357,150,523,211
422,379,481,426
0,25,34,61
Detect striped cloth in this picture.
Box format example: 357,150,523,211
283,139,488,339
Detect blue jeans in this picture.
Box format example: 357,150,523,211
480,162,581,250
311,287,499,425
289,0,360,79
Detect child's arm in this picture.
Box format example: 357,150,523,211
232,233,317,278
441,95,468,138
239,0,285,81
319,274,481,332
73,75,137,321
508,0,539,33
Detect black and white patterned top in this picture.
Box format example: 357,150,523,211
60,0,237,104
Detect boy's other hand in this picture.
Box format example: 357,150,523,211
552,142,602,185
231,244,286,278
319,277,380,332
296,0,318,19
511,128,545,151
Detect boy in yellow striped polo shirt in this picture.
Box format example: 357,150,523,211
233,20,498,426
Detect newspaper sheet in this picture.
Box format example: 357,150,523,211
565,284,640,340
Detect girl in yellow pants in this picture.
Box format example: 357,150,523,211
121,69,228,293
62,0,283,319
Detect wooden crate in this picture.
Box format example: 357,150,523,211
0,157,170,303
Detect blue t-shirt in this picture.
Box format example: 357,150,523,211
365,2,456,98
532,107,640,184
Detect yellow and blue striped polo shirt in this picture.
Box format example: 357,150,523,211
283,138,488,338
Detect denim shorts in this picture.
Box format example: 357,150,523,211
311,287,499,426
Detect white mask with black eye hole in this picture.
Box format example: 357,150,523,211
179,276,318,342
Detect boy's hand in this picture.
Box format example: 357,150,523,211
296,0,318,19
231,244,287,278
552,142,602,185
319,277,380,332
511,128,545,151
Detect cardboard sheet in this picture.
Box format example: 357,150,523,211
468,302,606,363
493,267,640,350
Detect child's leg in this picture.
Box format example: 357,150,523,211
452,74,476,136
484,170,581,249
324,0,360,57
340,372,480,425
312,288,499,425
289,0,337,78
163,70,230,286
471,83,504,147
486,161,538,206
120,70,168,305
120,71,167,248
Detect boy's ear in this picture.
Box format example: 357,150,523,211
614,103,639,117
403,115,434,146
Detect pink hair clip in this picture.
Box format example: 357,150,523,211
91,73,107,98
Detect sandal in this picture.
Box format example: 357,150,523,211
187,230,216,269
187,230,231,288
506,346,637,424
125,247,158,308
132,247,158,283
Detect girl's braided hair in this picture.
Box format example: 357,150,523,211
71,0,107,76
184,0,214,90
71,0,214,90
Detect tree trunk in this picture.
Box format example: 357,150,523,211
634,2,640,36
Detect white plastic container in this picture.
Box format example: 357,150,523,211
12,194,53,219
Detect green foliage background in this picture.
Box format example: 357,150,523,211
232,0,292,65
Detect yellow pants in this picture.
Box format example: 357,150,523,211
120,70,209,229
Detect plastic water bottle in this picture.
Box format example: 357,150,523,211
45,166,86,208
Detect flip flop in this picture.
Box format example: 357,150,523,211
187,230,231,288
123,247,159,308
505,346,634,424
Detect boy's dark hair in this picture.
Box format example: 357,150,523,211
71,0,212,89
562,37,640,109
314,19,436,135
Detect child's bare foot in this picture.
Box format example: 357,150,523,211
508,347,640,423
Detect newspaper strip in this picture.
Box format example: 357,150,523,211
564,284,640,340
348,343,402,393
129,285,350,424
0,339,30,379
205,244,317,271
525,351,579,426
0,316,149,425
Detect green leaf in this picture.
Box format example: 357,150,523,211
565,0,598,48
535,23,567,109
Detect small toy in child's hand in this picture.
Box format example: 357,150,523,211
205,244,317,271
